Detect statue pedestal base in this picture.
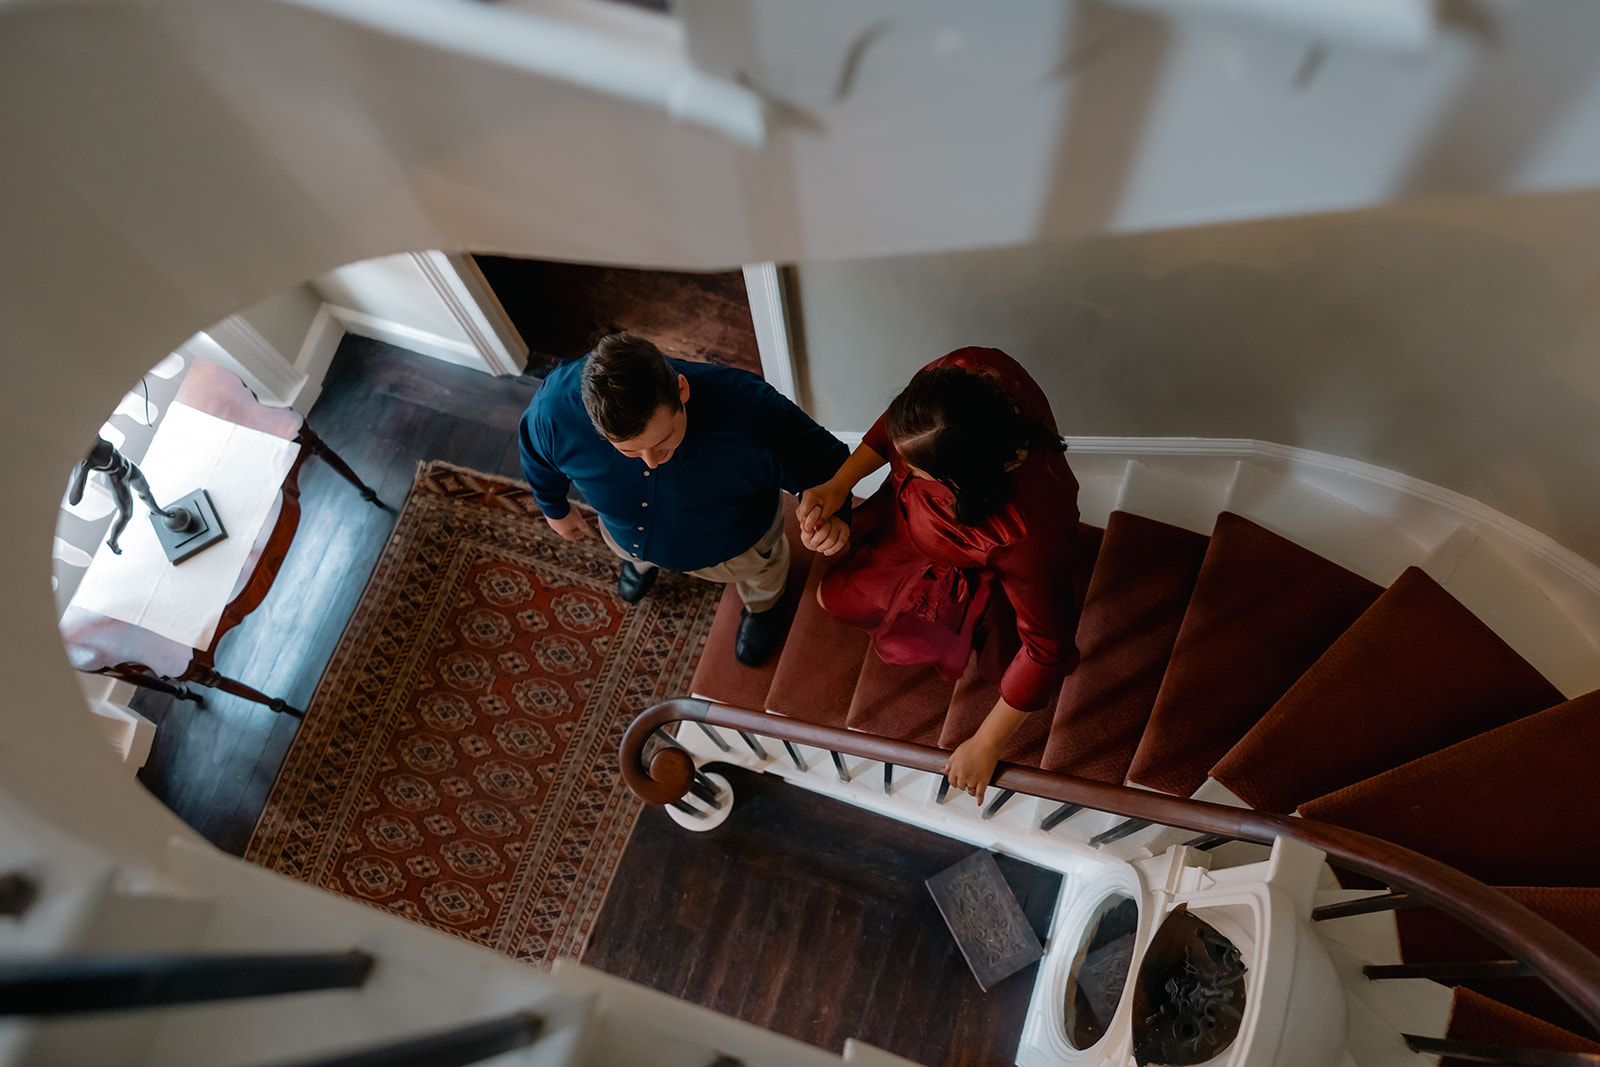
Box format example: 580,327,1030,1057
152,488,228,565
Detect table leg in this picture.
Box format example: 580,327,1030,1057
295,425,386,509
183,666,304,719
89,665,205,707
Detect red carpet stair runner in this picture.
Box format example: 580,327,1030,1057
689,504,1600,1058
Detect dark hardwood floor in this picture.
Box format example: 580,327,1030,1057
585,765,1062,1067
134,336,542,855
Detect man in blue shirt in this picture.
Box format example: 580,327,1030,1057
519,333,851,666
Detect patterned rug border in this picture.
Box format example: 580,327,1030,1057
245,460,719,965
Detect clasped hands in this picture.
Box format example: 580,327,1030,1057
797,480,852,557
545,491,851,556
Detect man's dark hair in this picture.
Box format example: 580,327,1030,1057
886,365,1065,526
581,332,682,441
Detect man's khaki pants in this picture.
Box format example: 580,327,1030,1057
598,506,790,613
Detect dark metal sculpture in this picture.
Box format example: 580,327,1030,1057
69,438,170,555
67,437,225,562
1131,903,1248,1066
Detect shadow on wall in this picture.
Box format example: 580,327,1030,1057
1036,1,1171,238
1086,218,1585,528
1403,1,1600,195
796,204,1600,563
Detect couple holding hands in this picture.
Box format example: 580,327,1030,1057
519,333,1081,802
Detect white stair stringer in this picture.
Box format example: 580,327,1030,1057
1311,891,1404,964
1422,526,1600,699
1112,459,1237,537
1341,987,1441,1067
1322,940,1455,1044
1225,461,1428,587
1067,454,1134,530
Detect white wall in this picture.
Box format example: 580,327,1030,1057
312,253,528,374
238,283,323,359
794,186,1600,568
313,255,468,344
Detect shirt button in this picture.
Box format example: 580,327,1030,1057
643,472,650,477
642,502,649,507
637,526,644,531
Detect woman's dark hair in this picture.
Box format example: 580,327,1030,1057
581,332,682,441
885,365,1065,526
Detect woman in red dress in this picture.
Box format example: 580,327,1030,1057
800,347,1081,802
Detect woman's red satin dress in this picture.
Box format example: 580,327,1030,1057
819,347,1082,713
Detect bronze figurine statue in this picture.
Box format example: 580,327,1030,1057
67,437,197,555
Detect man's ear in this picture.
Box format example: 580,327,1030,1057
677,374,691,405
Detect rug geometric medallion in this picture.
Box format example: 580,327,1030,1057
246,461,720,966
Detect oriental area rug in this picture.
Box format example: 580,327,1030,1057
245,461,719,966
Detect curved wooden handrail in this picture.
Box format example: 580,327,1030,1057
621,698,1600,1034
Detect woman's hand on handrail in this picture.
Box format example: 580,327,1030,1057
943,698,1029,804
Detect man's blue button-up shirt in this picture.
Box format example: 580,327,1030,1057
518,357,849,573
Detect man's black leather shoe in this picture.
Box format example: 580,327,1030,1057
734,606,787,667
617,560,657,604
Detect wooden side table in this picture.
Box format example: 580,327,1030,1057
58,361,385,717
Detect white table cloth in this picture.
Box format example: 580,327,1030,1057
70,402,298,649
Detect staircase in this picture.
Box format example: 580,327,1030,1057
629,446,1600,1066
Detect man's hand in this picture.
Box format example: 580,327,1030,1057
800,515,851,557
545,511,594,541
942,736,1002,804
798,480,851,537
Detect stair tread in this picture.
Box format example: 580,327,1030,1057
1127,511,1383,797
1397,887,1600,962
1041,511,1209,781
766,552,871,727
689,501,816,712
1211,566,1565,813
1300,691,1600,887
1445,987,1600,1061
846,652,954,746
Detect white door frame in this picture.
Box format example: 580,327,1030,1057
742,262,800,403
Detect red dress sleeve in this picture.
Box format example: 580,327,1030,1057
989,518,1081,712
